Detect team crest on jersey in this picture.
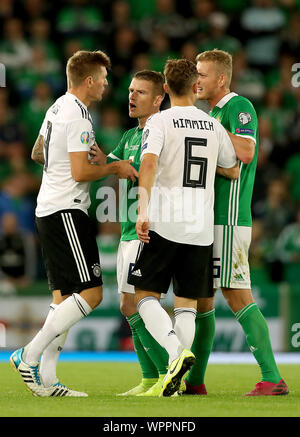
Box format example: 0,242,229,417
238,112,252,125
80,131,90,144
92,263,101,277
51,104,60,114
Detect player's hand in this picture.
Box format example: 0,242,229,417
116,160,139,182
89,142,106,165
136,215,150,243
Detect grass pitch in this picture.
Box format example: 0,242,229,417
0,362,299,417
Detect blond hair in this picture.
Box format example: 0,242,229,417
66,50,111,88
196,49,232,87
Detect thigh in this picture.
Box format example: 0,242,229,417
117,240,141,294
128,231,175,295
36,209,103,296
173,243,214,299
213,225,251,290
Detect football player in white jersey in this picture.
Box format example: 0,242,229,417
10,50,138,397
128,59,238,397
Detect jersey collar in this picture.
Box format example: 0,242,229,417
215,92,238,108
65,92,88,110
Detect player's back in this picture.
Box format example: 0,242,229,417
36,92,95,218
142,105,236,245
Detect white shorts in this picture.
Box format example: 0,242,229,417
213,225,251,290
117,240,141,294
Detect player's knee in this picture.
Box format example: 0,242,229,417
120,294,136,318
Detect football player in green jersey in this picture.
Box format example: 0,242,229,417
182,49,288,396
96,70,169,396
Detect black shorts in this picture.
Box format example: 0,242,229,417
35,209,103,295
128,231,213,299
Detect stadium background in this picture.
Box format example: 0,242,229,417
0,0,300,355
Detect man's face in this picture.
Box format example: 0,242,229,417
89,66,108,101
128,78,158,119
196,61,221,101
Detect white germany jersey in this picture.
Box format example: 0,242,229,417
141,105,237,245
36,92,95,217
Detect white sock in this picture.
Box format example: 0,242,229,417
38,303,68,387
174,307,197,350
25,294,92,364
137,296,183,363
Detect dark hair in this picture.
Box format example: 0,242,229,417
66,50,111,87
164,59,198,96
133,70,165,96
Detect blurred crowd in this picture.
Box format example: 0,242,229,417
0,0,300,292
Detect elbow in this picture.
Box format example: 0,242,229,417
239,151,254,165
72,170,84,183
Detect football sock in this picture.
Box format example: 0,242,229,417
38,303,68,387
127,313,159,379
24,293,92,364
235,303,281,383
40,329,68,387
174,308,197,350
185,309,215,387
129,312,168,375
137,296,183,363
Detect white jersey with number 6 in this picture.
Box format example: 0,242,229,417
36,92,95,218
141,105,237,246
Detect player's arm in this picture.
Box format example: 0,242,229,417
69,151,137,182
31,135,45,165
137,153,158,243
136,113,163,243
226,100,257,164
226,131,255,164
216,162,239,179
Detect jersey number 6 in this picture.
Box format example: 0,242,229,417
183,137,208,189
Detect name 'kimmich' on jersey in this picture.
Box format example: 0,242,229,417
141,106,237,246
36,92,95,218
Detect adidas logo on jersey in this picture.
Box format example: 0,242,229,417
131,269,142,277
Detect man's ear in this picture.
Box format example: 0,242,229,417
218,73,226,88
163,83,169,94
154,94,164,108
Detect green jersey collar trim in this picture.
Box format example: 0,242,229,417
215,92,238,109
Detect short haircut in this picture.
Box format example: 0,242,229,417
163,59,198,96
196,49,232,87
66,50,111,88
133,70,165,97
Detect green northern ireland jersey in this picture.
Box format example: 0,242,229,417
107,126,142,241
211,92,258,227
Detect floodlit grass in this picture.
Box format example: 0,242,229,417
1,362,299,417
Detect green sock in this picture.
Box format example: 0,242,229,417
127,314,158,379
185,309,215,387
236,303,281,383
130,312,168,375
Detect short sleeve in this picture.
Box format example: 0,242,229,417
141,113,164,159
67,118,94,153
216,121,237,168
39,117,47,137
228,99,257,143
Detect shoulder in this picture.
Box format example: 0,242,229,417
52,95,91,124
228,95,256,114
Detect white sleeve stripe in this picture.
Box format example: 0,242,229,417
107,153,121,161
235,134,256,144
